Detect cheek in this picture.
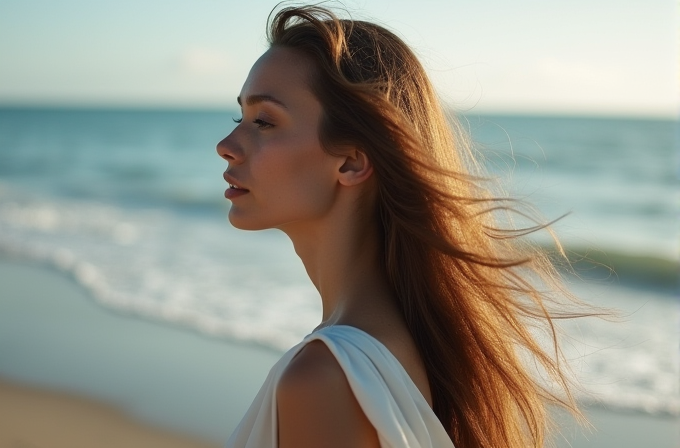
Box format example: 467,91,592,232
256,140,337,215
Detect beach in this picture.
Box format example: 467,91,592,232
1,256,677,448
0,379,219,448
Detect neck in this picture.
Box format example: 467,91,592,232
280,196,398,331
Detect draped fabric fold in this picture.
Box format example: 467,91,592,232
226,325,454,448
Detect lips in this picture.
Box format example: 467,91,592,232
224,173,249,192
224,172,249,200
228,182,248,191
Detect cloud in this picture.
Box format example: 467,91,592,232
177,47,231,76
535,58,615,86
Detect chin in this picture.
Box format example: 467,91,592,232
228,209,271,231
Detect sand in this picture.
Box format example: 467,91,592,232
0,256,677,448
0,378,219,448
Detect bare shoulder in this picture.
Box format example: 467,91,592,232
278,340,345,393
276,340,380,448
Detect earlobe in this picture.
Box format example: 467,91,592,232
337,149,373,186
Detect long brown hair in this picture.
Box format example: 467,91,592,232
269,5,591,448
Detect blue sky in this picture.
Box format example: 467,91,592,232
0,0,676,117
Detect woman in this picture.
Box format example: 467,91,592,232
218,5,586,448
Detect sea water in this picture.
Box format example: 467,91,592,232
0,107,677,415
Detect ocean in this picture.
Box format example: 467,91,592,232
0,107,677,416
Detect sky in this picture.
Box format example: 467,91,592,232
0,0,677,117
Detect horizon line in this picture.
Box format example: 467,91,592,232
0,102,676,121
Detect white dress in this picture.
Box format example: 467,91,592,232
226,325,455,448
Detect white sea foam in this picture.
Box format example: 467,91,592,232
0,187,677,416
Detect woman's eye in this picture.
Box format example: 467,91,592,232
232,116,272,128
253,118,273,129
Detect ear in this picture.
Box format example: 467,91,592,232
336,148,373,186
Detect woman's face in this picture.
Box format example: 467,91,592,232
216,47,342,232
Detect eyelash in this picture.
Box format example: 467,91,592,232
232,117,273,129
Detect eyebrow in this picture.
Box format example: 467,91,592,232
237,94,288,109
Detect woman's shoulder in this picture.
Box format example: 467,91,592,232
278,338,345,393
309,324,433,407
276,339,380,448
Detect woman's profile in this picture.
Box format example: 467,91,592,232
217,5,588,448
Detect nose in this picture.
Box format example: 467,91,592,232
216,130,244,164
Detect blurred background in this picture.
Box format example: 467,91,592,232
0,1,678,447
